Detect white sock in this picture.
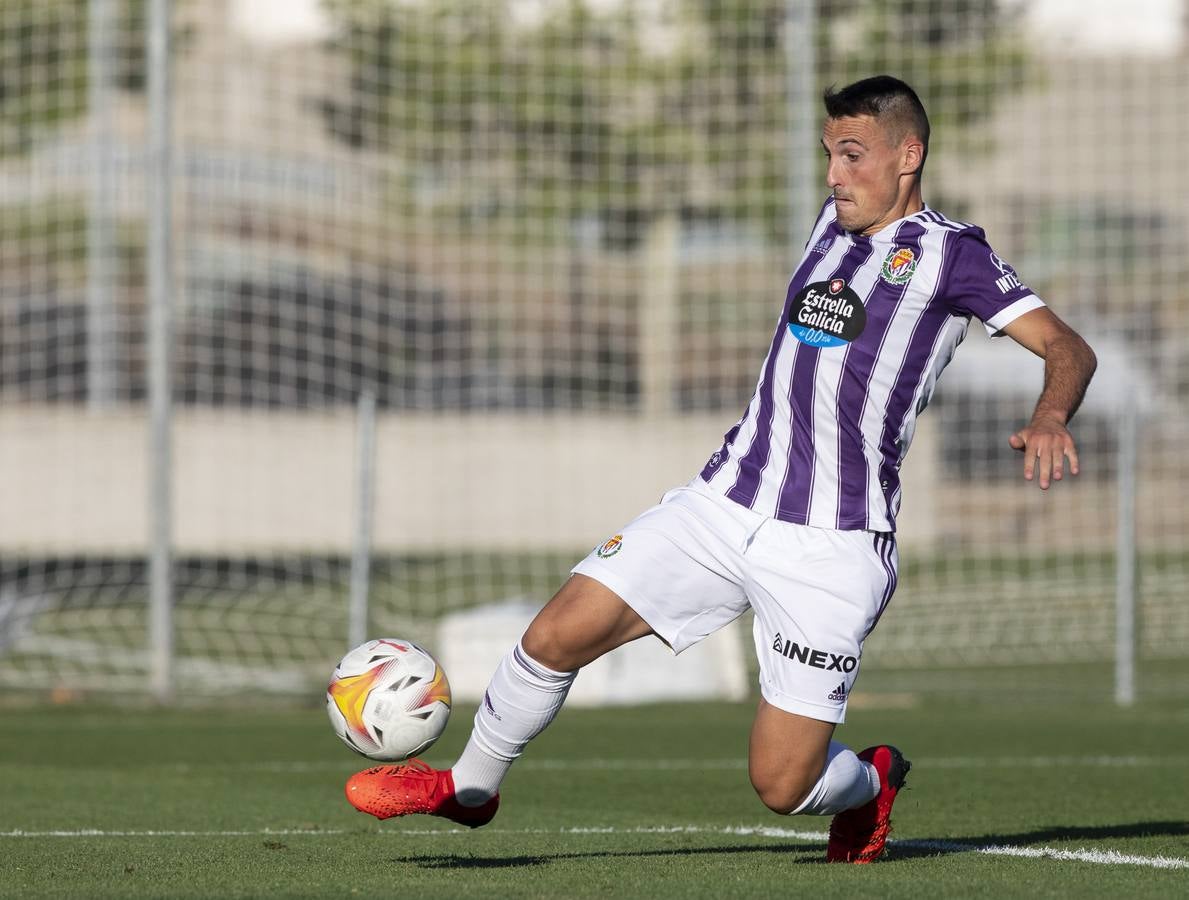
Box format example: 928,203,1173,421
450,641,576,806
790,741,881,816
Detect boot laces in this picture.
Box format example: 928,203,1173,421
364,758,435,780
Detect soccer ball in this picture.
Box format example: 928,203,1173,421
326,638,452,761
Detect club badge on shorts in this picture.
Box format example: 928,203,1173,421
595,534,623,558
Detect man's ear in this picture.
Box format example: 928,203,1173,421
901,139,924,177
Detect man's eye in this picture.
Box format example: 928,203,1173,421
846,153,860,162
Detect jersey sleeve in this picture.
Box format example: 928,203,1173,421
944,230,1046,337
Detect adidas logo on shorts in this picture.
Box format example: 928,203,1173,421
827,682,847,702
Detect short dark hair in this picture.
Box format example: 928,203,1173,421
823,75,930,176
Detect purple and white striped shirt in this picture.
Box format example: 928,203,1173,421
699,198,1044,533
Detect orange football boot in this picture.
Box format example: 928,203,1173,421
345,759,499,827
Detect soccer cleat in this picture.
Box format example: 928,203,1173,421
345,759,499,827
826,745,911,864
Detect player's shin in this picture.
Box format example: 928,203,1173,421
790,740,880,816
451,640,576,805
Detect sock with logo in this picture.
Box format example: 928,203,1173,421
789,740,881,816
450,640,576,806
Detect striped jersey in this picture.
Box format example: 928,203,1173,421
699,198,1044,533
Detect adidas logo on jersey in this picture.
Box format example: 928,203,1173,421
827,682,848,702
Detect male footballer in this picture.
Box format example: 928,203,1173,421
343,75,1097,863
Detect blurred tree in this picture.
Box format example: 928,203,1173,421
0,0,89,155
0,0,187,156
817,0,1029,130
318,0,1027,248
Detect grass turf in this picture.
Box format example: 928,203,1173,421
1,696,1188,898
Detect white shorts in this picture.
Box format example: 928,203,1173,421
572,478,898,723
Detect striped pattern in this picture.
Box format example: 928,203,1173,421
869,531,898,635
701,198,1044,532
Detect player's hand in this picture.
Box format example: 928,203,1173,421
1008,416,1079,490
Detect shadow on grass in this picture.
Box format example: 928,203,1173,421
393,820,1189,869
395,842,824,870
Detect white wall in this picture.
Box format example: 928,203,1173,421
0,406,941,554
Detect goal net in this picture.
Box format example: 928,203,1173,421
1,0,1186,701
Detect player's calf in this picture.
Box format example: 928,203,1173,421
751,766,820,815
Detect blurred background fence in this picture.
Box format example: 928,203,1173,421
1,0,1186,703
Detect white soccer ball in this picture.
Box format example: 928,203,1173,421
326,638,452,761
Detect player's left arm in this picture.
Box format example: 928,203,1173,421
1000,308,1098,489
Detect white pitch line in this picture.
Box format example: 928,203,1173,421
896,839,1189,871
220,754,1189,774
1,825,1185,870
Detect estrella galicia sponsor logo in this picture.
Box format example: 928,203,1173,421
989,250,1026,294
827,681,848,702
595,534,623,558
879,246,918,285
772,633,858,673
787,278,866,348
706,449,722,469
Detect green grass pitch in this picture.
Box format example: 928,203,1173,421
2,694,1187,898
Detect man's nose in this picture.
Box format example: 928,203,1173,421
825,159,842,189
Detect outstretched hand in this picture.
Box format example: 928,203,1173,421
1009,417,1080,490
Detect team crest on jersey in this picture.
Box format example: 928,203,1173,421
879,247,918,285
787,278,866,349
595,534,623,558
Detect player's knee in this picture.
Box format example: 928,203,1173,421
750,770,814,815
520,618,581,672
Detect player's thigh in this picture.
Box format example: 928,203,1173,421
563,479,753,660
748,697,836,811
522,573,655,671
747,527,896,724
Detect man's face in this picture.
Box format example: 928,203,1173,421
821,115,908,235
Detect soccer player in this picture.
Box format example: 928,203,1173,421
344,75,1097,863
